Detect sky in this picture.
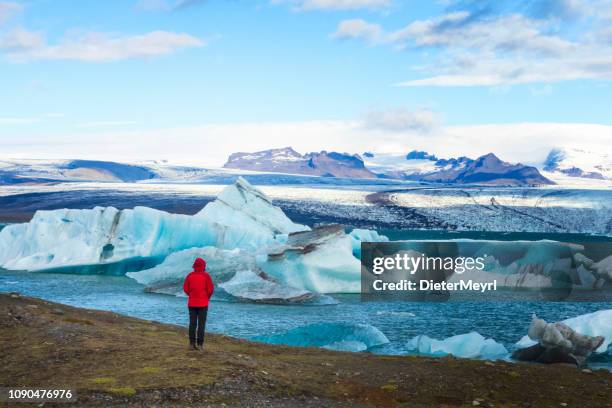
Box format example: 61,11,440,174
1,0,611,166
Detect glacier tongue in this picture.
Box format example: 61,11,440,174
0,177,308,272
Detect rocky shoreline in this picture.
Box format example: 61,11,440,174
1,293,611,407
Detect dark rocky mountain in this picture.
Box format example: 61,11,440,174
223,147,376,179
420,153,554,186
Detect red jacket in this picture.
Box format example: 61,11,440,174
183,258,214,307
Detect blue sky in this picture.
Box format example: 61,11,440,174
1,0,611,164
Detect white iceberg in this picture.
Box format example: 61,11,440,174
195,176,308,250
349,228,389,258
0,206,213,271
219,270,332,304
0,177,307,272
126,246,255,287
593,255,612,280
407,331,509,359
260,225,361,293
253,322,389,352
516,309,612,353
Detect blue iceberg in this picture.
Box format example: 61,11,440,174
253,322,389,352
407,331,509,359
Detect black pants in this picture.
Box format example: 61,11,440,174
188,306,208,345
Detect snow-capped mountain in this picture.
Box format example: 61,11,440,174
366,151,554,186
223,147,376,179
0,159,213,184
543,148,611,180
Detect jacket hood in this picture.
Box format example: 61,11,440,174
193,257,206,273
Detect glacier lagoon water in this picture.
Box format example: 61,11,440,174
1,223,611,368
2,266,611,369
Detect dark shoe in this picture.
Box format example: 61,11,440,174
189,343,198,351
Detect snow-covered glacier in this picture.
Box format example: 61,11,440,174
0,177,307,272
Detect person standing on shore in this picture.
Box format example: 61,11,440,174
183,258,214,351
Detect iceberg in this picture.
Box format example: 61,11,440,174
253,322,389,352
126,246,255,289
0,206,213,271
219,270,334,304
260,225,361,293
407,332,509,359
512,314,606,366
349,228,389,258
0,177,307,272
516,309,612,354
593,255,612,280
195,176,308,250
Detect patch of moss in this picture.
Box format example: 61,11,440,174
138,366,162,374
64,317,93,325
109,387,136,397
380,384,398,392
90,377,116,384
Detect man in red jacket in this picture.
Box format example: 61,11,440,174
183,258,214,350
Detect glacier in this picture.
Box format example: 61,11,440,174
252,322,389,352
406,332,509,359
0,177,307,272
516,309,612,354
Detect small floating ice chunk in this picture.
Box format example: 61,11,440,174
253,322,389,351
407,331,508,359
349,228,389,258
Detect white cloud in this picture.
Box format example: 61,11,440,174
135,0,204,12
333,6,612,87
0,27,45,50
3,121,610,168
332,19,383,43
276,0,391,11
389,13,575,56
362,107,439,132
1,30,204,62
0,116,41,124
75,120,138,128
0,1,21,24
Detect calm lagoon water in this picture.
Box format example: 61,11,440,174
2,228,611,369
